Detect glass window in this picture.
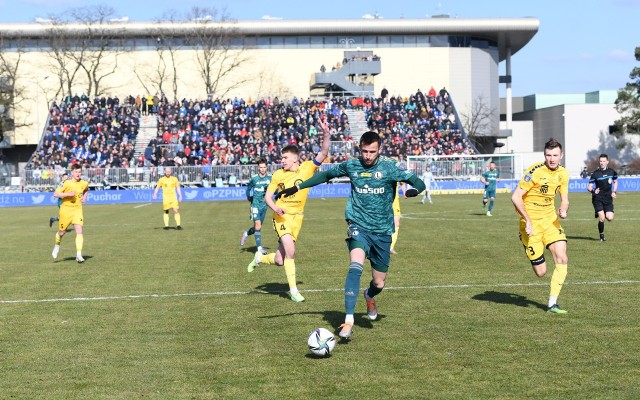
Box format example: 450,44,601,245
257,37,270,48
284,36,297,48
403,36,417,46
309,36,324,49
364,36,377,47
390,36,403,47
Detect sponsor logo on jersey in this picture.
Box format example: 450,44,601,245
360,172,372,177
354,184,385,194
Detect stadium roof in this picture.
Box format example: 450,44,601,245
0,17,539,61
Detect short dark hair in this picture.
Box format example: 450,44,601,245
360,131,381,147
599,153,609,160
281,145,299,155
544,138,563,152
257,157,267,165
71,164,82,171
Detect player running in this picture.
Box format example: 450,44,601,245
480,161,500,216
246,120,331,303
153,167,183,230
52,164,89,263
511,138,570,314
276,131,426,338
241,158,272,254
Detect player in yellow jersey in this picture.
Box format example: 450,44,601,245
246,119,331,302
511,138,570,314
52,164,89,263
389,154,406,254
153,167,183,230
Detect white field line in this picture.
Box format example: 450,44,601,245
1,280,639,305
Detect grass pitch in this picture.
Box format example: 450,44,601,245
1,192,639,399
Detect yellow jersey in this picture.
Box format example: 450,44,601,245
268,160,320,215
156,176,180,201
56,179,89,210
518,162,569,221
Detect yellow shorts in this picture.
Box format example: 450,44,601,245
58,208,84,231
272,213,304,242
518,218,566,263
392,195,401,216
163,200,179,211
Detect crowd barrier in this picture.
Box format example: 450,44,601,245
1,178,639,208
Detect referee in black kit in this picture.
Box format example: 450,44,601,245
587,154,618,242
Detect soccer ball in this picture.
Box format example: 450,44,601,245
307,328,336,357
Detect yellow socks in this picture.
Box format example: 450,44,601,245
175,213,181,227
75,234,84,253
163,213,170,226
283,258,297,292
550,264,568,298
55,232,62,245
260,253,276,265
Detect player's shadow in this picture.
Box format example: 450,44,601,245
240,246,271,254
566,235,599,241
57,255,94,263
253,282,303,301
472,290,547,310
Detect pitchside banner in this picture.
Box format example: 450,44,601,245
2,178,639,208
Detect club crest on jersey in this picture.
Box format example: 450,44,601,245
374,171,383,180
524,174,532,182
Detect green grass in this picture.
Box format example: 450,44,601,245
1,192,639,399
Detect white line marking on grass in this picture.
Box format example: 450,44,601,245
1,280,639,305
134,203,152,208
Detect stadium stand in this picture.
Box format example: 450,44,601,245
24,89,476,190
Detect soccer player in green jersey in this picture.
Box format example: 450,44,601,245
480,162,500,216
49,173,68,227
276,131,426,338
241,158,272,254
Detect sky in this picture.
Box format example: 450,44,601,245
0,0,638,97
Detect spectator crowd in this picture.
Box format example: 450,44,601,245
27,87,476,174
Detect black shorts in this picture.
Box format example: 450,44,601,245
592,196,614,214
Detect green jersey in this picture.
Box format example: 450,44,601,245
482,169,500,191
246,173,271,209
329,156,418,235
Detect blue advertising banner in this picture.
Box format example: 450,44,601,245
1,178,638,208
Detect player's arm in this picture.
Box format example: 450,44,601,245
81,184,89,203
176,182,182,202
264,188,285,215
612,171,618,198
557,192,569,219
511,186,534,236
403,174,426,197
313,119,331,165
246,179,254,202
152,181,160,199
479,173,487,185
275,167,344,199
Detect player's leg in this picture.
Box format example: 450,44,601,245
173,207,182,230
603,201,615,240
519,222,547,277
488,194,496,214
364,235,391,321
482,190,488,209
74,222,85,263
427,189,432,204
340,241,367,338
163,208,170,229
547,239,568,313
52,212,72,260
254,216,264,254
278,234,304,302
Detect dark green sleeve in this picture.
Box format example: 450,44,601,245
405,174,426,193
298,170,331,190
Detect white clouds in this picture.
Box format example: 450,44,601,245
608,49,635,62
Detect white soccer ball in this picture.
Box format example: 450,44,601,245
307,328,336,357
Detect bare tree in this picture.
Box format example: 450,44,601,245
256,66,293,100
41,5,126,99
137,10,183,101
614,46,640,135
459,95,499,154
41,17,85,101
187,6,250,98
69,5,126,97
0,35,31,142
